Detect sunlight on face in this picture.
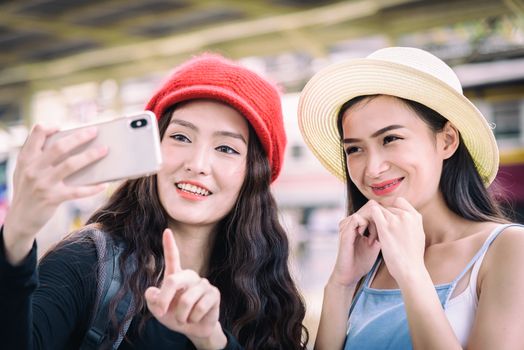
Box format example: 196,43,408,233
341,95,445,209
157,99,249,231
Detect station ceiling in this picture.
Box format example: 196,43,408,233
0,0,521,89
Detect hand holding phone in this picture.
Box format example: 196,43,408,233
44,111,163,186
3,112,163,265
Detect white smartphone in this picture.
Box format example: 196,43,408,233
44,111,162,186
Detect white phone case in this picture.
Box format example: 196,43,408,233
44,111,162,186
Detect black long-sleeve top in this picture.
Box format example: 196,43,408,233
0,227,242,350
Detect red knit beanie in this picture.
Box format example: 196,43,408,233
145,54,286,182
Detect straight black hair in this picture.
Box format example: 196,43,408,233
336,94,508,223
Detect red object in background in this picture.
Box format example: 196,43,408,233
0,201,7,226
495,164,524,202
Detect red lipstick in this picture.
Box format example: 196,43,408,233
370,177,403,196
175,180,212,201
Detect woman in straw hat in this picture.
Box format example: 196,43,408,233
1,54,308,350
298,47,524,349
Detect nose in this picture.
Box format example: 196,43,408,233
364,150,389,178
184,144,211,175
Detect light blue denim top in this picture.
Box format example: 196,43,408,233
344,224,520,350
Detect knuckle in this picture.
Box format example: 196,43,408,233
340,216,353,228
188,270,199,278
24,168,38,182
33,181,49,195
175,314,186,324
61,159,76,173
69,187,85,199
30,124,46,137
165,275,177,285
160,275,176,289
178,295,192,308
364,200,376,208
32,124,44,133
87,148,102,160
52,141,69,155
193,303,206,314
352,213,362,221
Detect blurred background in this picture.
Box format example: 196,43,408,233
0,0,523,345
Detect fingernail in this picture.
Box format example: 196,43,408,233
97,145,108,155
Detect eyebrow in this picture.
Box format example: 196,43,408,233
170,119,196,130
170,119,247,144
342,124,405,143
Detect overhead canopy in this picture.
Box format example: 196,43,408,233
0,0,519,88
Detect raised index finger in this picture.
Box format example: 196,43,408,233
162,228,182,277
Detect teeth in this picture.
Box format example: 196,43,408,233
375,179,400,190
176,183,210,196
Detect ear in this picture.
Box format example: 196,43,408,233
437,121,459,160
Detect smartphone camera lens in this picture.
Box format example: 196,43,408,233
130,118,148,129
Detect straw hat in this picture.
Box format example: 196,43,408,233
298,47,499,186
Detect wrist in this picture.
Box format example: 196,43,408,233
325,276,359,297
190,323,228,350
396,264,430,290
2,220,35,266
327,272,360,290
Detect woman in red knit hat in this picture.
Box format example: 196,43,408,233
0,54,308,350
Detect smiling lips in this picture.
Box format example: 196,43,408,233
370,177,404,196
175,181,212,200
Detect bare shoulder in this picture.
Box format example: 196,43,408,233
471,223,524,349
491,223,524,249
481,223,524,282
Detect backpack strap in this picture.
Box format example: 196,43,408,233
78,226,136,350
110,239,136,349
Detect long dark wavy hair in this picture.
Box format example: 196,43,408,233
85,104,308,349
336,94,508,223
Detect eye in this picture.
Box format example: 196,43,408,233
216,145,240,155
170,134,191,143
383,135,402,145
345,146,360,156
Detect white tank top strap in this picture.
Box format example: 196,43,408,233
451,224,517,285
466,240,489,299
445,223,522,305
